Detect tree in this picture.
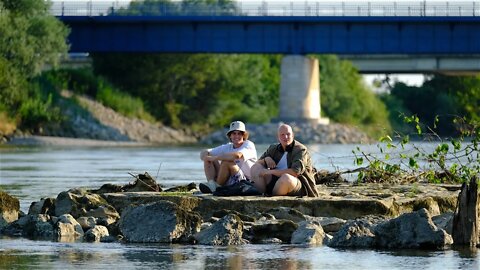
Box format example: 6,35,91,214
92,53,280,131
0,0,69,132
383,74,480,136
317,55,392,136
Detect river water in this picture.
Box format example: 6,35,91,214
0,143,479,269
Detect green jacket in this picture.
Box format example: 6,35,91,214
260,140,319,197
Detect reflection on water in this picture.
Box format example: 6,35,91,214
1,236,479,270
1,144,479,269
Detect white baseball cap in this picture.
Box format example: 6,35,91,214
226,121,246,136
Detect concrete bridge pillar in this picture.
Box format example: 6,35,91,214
278,55,329,124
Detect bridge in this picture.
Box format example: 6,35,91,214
52,1,480,124
53,1,480,73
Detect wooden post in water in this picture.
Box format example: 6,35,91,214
452,176,479,247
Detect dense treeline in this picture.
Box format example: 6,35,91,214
0,0,68,134
380,75,480,136
1,0,479,140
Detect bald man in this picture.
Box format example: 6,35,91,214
250,124,319,197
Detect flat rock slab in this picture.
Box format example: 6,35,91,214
102,183,460,220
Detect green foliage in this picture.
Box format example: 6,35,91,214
115,0,237,16
381,74,480,137
0,0,68,133
16,83,63,132
316,55,392,137
92,53,280,131
353,116,480,184
44,68,99,96
96,83,156,122
0,0,69,77
39,68,156,122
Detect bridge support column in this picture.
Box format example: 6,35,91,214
278,55,329,124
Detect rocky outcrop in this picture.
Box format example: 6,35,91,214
102,182,460,222
0,181,462,250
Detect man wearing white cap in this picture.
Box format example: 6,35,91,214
199,121,258,193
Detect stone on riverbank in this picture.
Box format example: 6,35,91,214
290,220,327,245
194,214,246,245
84,225,110,242
119,201,202,243
56,214,84,240
329,209,453,250
0,180,463,250
375,208,453,249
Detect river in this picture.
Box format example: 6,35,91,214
0,143,479,269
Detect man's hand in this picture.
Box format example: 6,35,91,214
259,168,271,177
264,157,276,169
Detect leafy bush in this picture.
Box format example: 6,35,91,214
353,115,479,184
96,81,155,122
17,87,62,132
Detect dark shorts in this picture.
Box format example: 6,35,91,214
265,175,305,196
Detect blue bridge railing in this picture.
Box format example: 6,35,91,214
50,1,480,17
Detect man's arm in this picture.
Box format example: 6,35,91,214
204,151,243,162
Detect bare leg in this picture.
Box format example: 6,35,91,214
250,163,272,193
272,174,299,196
204,159,220,181
216,161,240,186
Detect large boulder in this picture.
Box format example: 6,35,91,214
119,201,202,243
329,209,453,250
54,188,117,221
85,225,109,242
432,212,453,235
194,214,246,245
328,219,377,248
3,214,55,239
250,219,298,244
374,208,453,249
28,198,55,216
306,216,346,233
0,191,20,230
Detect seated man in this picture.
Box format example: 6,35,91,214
199,121,257,193
251,124,319,197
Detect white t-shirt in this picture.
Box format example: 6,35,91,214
276,152,288,170
209,140,257,179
